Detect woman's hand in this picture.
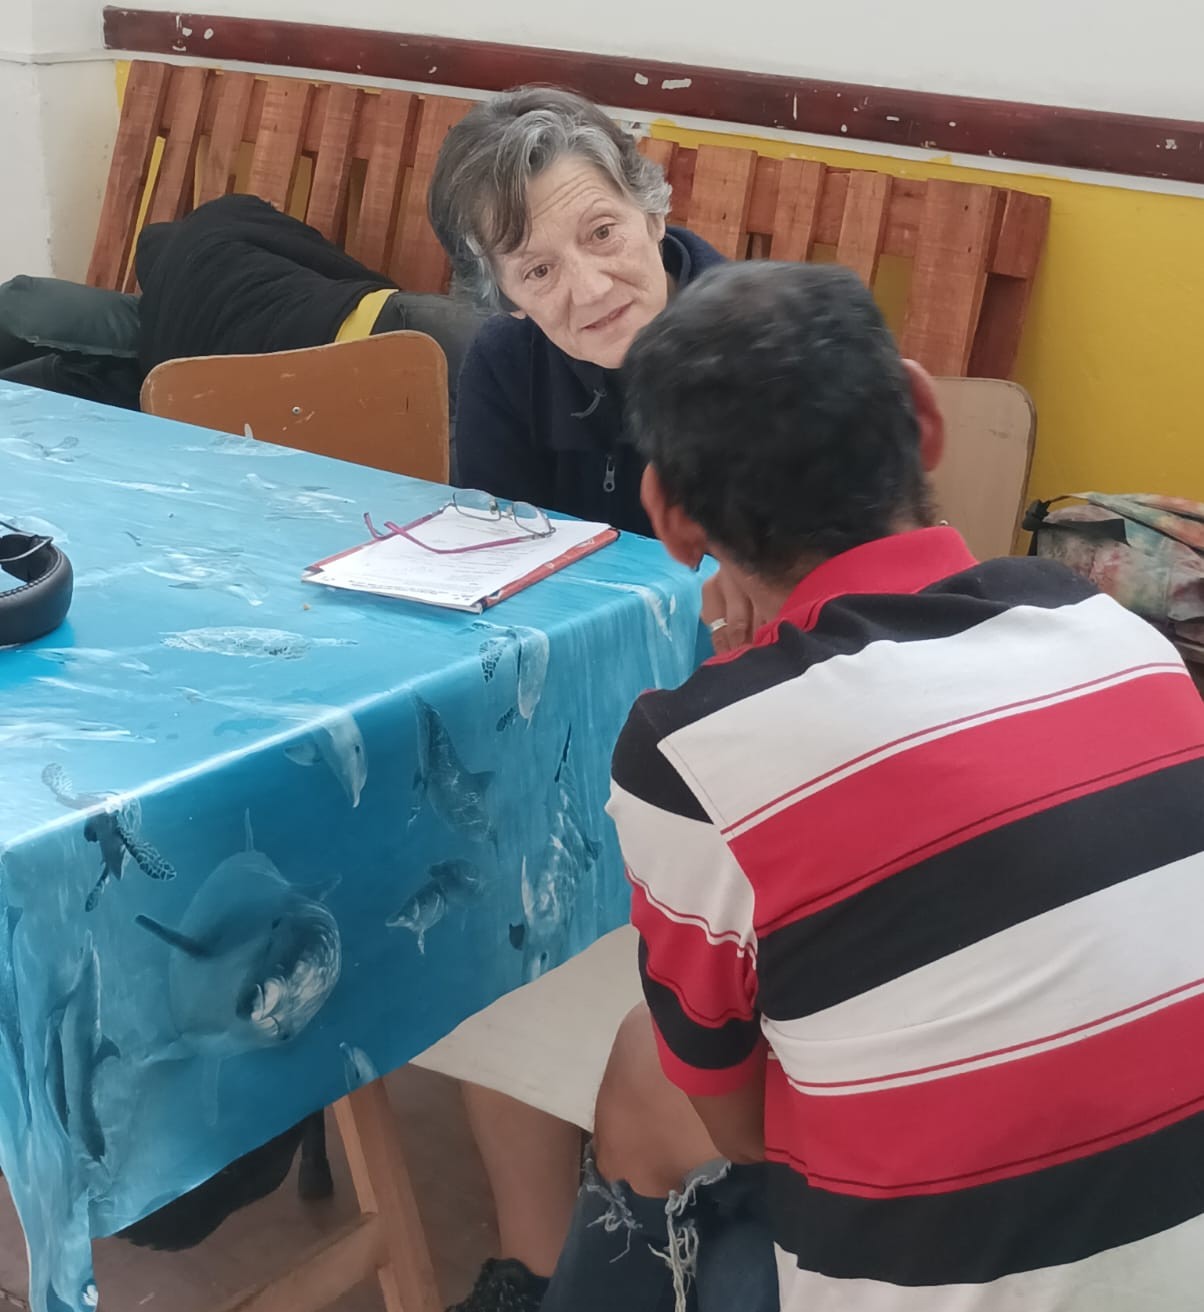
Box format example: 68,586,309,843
702,568,756,655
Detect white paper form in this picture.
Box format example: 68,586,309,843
303,507,615,611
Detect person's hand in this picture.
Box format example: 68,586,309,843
702,568,756,654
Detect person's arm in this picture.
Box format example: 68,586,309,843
608,699,767,1160
453,322,555,507
690,1055,767,1164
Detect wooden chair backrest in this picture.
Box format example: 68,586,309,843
140,331,449,482
930,377,1036,558
90,62,1049,380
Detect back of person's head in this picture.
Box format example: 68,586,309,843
623,261,933,583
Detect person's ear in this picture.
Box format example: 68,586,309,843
649,212,667,243
641,465,708,568
902,359,945,472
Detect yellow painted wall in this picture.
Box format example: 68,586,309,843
652,121,1204,504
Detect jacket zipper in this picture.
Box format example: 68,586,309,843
602,454,616,493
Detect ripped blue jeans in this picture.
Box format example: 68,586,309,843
542,1150,780,1312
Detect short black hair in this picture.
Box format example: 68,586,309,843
622,261,929,580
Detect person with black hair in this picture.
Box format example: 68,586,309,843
543,259,1204,1312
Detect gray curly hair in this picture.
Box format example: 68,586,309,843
428,87,673,312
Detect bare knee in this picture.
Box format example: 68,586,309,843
594,1004,717,1196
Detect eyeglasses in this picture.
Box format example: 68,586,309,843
364,490,554,556
0,519,52,566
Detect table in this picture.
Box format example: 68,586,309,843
0,382,706,1312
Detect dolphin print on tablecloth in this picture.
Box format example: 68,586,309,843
134,813,342,1079
509,727,602,981
180,689,367,808
410,696,496,847
43,935,120,1165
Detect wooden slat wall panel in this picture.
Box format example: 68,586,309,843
968,191,1051,378
86,61,170,288
770,159,825,262
988,189,1050,280
835,171,892,285
199,71,256,204
744,156,779,235
350,94,383,161
901,180,999,375
94,63,1048,378
246,78,313,211
665,150,695,226
347,90,414,273
306,83,362,242
637,137,676,174
143,67,209,228
390,96,474,293
686,145,756,258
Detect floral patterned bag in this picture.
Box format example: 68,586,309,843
1024,493,1204,669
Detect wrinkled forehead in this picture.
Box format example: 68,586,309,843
485,153,633,257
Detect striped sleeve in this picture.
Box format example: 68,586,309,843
608,696,764,1096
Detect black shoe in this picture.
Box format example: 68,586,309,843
449,1258,550,1312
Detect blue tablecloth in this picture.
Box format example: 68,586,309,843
0,383,705,1312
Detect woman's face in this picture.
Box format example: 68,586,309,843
493,155,669,370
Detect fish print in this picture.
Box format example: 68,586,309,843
181,690,367,808
0,433,77,465
387,882,446,955
411,697,496,845
340,1043,380,1090
42,765,176,910
7,514,69,544
0,718,147,748
510,729,602,981
135,813,342,1062
387,858,490,953
471,621,550,721
0,901,28,1121
495,707,519,733
243,472,355,521
163,627,356,661
36,647,151,675
587,579,674,640
142,545,267,607
477,634,510,684
191,428,296,458
43,936,120,1163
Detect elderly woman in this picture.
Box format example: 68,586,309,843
430,86,723,537
425,88,761,1312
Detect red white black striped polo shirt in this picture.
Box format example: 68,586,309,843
609,526,1204,1311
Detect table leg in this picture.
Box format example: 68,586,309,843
333,1078,442,1312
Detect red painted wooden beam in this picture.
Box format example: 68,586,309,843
103,7,1204,187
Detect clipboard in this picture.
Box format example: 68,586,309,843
303,506,619,613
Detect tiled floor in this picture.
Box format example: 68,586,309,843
0,1066,497,1311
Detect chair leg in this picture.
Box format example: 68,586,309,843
297,1110,335,1201
334,1079,441,1312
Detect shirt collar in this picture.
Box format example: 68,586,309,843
775,526,979,633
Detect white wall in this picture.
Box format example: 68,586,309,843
122,0,1204,122
0,0,114,282
2,0,1201,282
